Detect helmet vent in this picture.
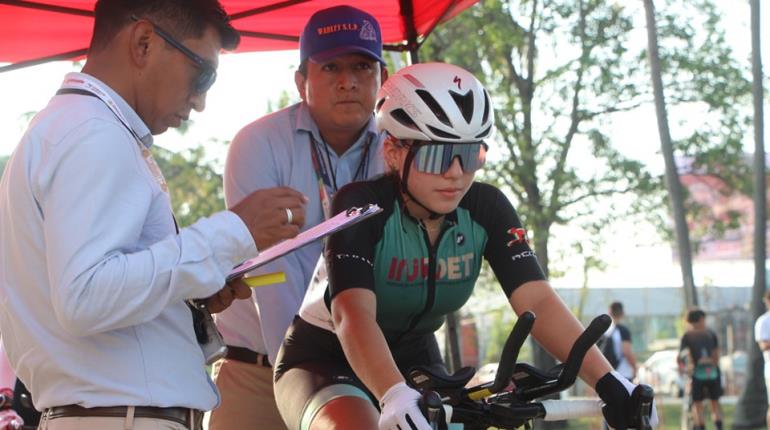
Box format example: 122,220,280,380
449,90,475,124
481,90,491,125
427,125,460,140
375,97,387,113
390,108,419,130
415,89,451,127
475,125,492,139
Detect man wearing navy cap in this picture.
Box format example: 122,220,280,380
211,5,388,429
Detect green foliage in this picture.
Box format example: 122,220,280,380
421,0,751,276
565,402,737,430
267,89,299,113
0,156,7,177
422,0,661,275
482,310,533,365
152,142,226,227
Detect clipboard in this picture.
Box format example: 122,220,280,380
226,204,382,281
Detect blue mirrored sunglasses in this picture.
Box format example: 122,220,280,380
406,140,488,175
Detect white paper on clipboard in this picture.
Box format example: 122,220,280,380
226,204,382,281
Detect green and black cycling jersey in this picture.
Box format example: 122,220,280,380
297,174,546,343
276,174,547,430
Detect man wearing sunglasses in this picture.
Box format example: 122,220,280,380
0,1,308,429
211,5,388,430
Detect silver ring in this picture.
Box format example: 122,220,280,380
285,207,293,225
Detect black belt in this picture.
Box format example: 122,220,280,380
225,345,271,367
45,405,202,429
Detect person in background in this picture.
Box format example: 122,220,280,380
678,309,723,430
211,5,387,429
0,1,307,429
754,290,770,430
600,301,637,381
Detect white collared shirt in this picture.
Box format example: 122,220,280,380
216,102,384,363
0,72,257,410
755,310,770,376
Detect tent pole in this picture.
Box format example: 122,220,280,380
0,0,92,16
399,0,420,65
0,48,87,73
229,0,311,21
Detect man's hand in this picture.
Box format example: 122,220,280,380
230,187,308,250
205,278,251,314
0,388,22,430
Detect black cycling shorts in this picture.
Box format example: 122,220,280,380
691,377,722,401
274,316,443,430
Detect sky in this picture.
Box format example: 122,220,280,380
0,1,768,289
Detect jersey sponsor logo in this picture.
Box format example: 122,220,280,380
387,253,475,282
317,23,359,36
511,250,536,261
506,227,528,247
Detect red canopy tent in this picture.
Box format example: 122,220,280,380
0,0,478,72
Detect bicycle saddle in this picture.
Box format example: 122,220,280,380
408,364,477,389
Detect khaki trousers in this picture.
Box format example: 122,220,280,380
38,407,200,430
209,358,287,430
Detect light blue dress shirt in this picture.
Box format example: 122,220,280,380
0,73,257,410
217,102,384,363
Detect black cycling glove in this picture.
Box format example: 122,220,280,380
595,371,658,429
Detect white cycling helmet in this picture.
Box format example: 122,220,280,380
375,62,494,143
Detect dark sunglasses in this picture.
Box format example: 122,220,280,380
402,139,488,175
130,15,217,94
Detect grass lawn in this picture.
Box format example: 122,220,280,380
562,402,746,430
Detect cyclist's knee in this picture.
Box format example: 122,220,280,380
309,396,378,430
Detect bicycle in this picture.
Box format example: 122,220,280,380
407,312,655,430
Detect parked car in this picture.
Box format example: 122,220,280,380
637,349,684,398
719,350,747,395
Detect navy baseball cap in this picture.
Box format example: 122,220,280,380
299,5,385,65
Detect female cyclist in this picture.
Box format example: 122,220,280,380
273,62,655,430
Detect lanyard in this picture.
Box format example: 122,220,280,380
308,133,372,220
58,75,169,194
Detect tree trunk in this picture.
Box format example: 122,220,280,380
642,0,698,309
733,0,767,427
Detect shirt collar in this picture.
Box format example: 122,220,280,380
61,72,154,148
294,101,378,154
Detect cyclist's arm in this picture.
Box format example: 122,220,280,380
331,288,403,400
508,280,613,387
466,185,612,386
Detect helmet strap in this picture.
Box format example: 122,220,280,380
400,147,444,220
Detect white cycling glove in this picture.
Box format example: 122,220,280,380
378,382,433,430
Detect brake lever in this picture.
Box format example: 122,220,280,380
632,384,655,430
418,390,446,430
